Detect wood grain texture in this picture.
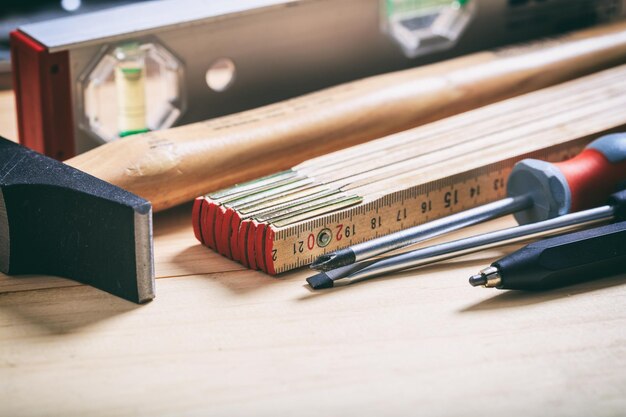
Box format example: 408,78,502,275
0,199,625,417
2,55,625,416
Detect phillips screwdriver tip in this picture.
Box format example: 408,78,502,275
310,248,356,271
310,254,336,270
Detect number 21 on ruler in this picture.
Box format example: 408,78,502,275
293,234,315,253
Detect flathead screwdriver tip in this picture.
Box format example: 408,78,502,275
310,248,357,271
306,272,335,290
469,274,488,287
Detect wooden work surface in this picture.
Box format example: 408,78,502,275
0,90,625,417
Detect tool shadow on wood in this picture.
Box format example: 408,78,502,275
198,269,292,296
167,246,246,276
155,203,250,279
459,273,626,313
153,203,286,295
152,203,194,238
0,273,80,294
0,285,140,334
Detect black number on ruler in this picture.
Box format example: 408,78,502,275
421,200,432,213
493,178,505,191
396,208,407,221
470,185,480,198
444,190,458,208
293,240,304,254
336,224,356,241
371,216,382,229
272,249,277,261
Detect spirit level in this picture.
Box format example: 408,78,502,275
11,0,626,159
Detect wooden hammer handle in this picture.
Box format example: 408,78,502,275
67,22,626,212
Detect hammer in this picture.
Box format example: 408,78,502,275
3,21,626,303
0,137,153,303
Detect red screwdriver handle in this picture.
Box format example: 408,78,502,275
555,134,626,212
508,133,626,224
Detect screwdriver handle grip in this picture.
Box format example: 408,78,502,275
555,133,626,211
493,220,626,290
508,133,626,224
609,188,626,221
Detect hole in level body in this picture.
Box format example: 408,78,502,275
206,58,236,92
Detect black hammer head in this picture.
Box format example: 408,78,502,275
0,137,154,303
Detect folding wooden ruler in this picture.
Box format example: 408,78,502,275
193,64,626,274
267,143,585,273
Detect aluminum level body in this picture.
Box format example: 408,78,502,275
14,0,626,157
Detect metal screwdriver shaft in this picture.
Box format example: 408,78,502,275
307,203,617,289
311,133,626,272
310,195,533,270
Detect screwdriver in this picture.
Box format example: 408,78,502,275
468,220,626,290
311,133,626,272
306,189,626,289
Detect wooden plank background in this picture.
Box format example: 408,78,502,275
0,90,624,417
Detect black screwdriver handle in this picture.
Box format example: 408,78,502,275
608,188,626,221
494,220,626,290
